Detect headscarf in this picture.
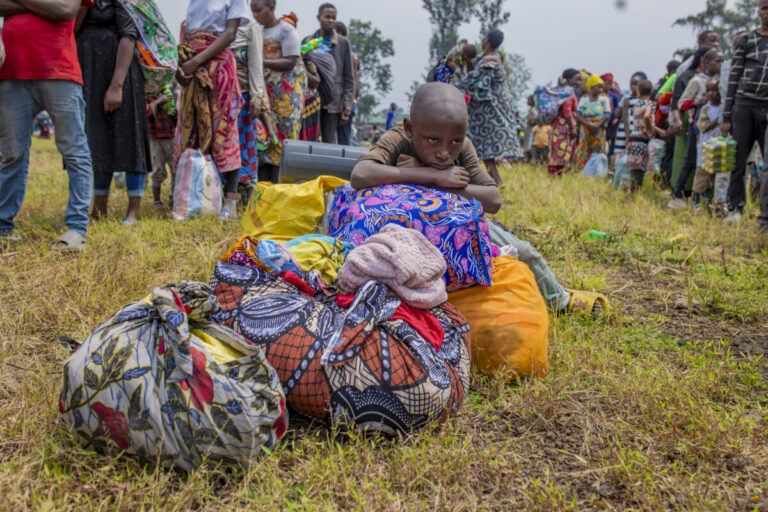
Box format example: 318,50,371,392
632,71,648,80
601,73,614,84
487,29,504,50
586,74,604,90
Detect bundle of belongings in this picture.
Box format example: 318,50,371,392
59,176,549,468
59,282,287,471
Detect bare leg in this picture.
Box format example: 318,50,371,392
484,159,505,188
91,195,109,220
126,196,142,221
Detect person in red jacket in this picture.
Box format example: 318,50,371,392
0,0,94,251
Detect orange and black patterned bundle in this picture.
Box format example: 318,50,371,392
209,261,471,435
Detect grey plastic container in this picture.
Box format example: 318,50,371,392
278,139,369,183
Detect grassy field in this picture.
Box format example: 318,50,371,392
1,138,767,511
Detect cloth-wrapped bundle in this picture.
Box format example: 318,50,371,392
59,282,288,471
209,255,471,435
328,183,493,291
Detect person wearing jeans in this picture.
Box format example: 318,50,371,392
0,0,94,251
722,7,768,222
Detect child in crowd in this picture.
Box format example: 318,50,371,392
531,120,551,163
625,79,655,191
147,86,178,209
176,0,252,219
692,78,724,208
614,73,644,165
351,82,608,317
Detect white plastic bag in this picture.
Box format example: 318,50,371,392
172,149,222,220
583,153,609,178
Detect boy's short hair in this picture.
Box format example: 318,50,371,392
462,44,477,60
698,30,718,44
666,60,680,74
637,79,653,96
335,20,347,36
318,2,336,15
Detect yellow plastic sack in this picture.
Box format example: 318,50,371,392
242,176,347,242
448,255,549,379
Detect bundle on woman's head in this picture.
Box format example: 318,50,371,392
486,29,504,50
280,12,298,27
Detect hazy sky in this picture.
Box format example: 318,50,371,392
155,0,749,107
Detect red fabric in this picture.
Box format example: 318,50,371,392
335,294,445,351
278,271,315,296
558,95,577,118
601,73,614,83
0,0,93,84
679,99,695,112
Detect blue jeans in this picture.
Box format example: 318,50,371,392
488,221,569,309
93,172,146,197
0,80,93,236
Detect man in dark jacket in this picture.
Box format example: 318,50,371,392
303,3,354,145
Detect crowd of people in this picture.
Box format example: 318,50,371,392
1,0,768,255
513,28,768,233
0,0,362,248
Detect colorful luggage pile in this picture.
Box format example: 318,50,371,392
59,177,549,470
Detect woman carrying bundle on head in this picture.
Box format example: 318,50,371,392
547,69,581,176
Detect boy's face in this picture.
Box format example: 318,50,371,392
706,84,721,104
630,76,640,94
404,117,466,171
707,54,725,75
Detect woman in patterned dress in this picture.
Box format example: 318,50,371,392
458,29,522,188
548,69,582,176
251,1,306,182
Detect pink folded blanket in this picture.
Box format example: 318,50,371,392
338,224,447,309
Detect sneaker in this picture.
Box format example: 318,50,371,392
666,198,687,209
152,200,164,210
725,211,743,224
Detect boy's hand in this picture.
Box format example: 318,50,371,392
721,122,731,136
104,85,123,113
431,166,470,189
396,154,422,168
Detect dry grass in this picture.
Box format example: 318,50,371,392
0,138,767,511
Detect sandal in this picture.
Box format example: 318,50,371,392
52,230,87,252
567,290,609,318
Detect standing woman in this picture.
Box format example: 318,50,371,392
548,69,581,176
251,0,306,182
231,17,271,193
76,0,150,224
176,0,252,219
574,74,612,169
458,29,522,188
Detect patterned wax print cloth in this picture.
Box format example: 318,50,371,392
548,95,578,175
119,0,178,96
209,261,471,435
220,234,356,293
175,32,242,173
237,91,268,185
327,184,494,292
458,59,523,160
262,37,306,166
59,282,287,471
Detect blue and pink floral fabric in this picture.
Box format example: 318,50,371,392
328,184,493,291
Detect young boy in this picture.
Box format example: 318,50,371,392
147,86,178,209
625,79,655,191
351,82,607,317
531,120,551,163
692,78,725,209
